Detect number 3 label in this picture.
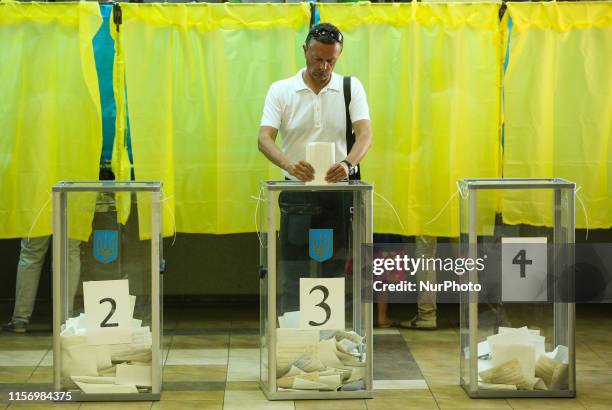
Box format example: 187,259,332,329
83,279,132,345
299,278,345,330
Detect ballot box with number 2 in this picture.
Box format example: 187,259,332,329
259,181,373,400
52,181,163,401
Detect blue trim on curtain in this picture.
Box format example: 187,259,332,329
93,3,133,167
501,16,513,152
310,1,320,28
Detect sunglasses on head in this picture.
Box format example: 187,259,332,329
309,27,343,44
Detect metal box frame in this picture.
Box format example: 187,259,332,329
52,181,162,401
458,178,576,398
259,181,374,400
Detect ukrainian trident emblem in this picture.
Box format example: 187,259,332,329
93,230,118,264
309,229,333,262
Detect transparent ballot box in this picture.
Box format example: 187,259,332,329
259,181,373,400
52,181,162,401
458,178,575,398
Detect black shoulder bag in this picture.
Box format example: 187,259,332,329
343,76,361,181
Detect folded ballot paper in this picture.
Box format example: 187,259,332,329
305,142,335,185
475,326,569,391
60,295,153,394
275,324,366,392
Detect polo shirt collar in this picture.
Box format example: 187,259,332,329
294,68,342,93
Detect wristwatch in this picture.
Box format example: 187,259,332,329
341,159,358,176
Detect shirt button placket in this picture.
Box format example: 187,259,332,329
314,94,321,128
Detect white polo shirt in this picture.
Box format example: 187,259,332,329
261,68,370,178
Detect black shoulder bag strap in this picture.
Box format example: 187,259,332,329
343,76,361,181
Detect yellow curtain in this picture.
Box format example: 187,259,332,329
319,3,503,237
0,2,103,240
503,2,612,229
112,3,310,236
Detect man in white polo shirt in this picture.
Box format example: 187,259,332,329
258,23,372,313
258,22,371,182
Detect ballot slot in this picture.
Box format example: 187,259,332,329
259,180,373,400
457,179,576,399
52,182,162,401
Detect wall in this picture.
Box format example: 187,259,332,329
0,234,261,303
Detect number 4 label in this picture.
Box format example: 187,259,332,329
501,237,547,302
83,279,132,345
299,278,345,330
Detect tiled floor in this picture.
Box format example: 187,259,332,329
0,303,610,409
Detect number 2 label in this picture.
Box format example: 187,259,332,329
83,279,132,345
99,297,119,328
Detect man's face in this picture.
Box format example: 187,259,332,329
303,40,342,85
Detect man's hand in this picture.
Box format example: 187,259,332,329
325,162,349,183
286,160,315,182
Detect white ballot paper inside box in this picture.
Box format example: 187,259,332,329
278,311,300,328
129,295,136,319
488,327,545,362
83,279,132,345
499,326,541,336
116,363,152,387
306,142,335,185
75,381,138,394
276,328,320,374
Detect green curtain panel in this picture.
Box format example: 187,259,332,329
0,2,103,240
503,2,612,229
112,3,310,236
319,3,503,237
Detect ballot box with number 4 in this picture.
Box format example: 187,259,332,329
259,181,373,400
458,178,576,398
52,182,163,401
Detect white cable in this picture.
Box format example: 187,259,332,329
252,187,265,249
456,180,468,200
575,186,589,241
27,192,52,241
374,191,405,231
425,188,460,226
160,191,177,247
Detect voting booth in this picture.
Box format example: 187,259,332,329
458,178,576,398
52,182,162,401
259,181,373,400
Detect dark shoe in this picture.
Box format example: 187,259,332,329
375,320,399,329
399,316,437,330
2,321,27,333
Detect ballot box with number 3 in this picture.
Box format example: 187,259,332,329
458,178,576,398
259,181,373,400
52,182,163,401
